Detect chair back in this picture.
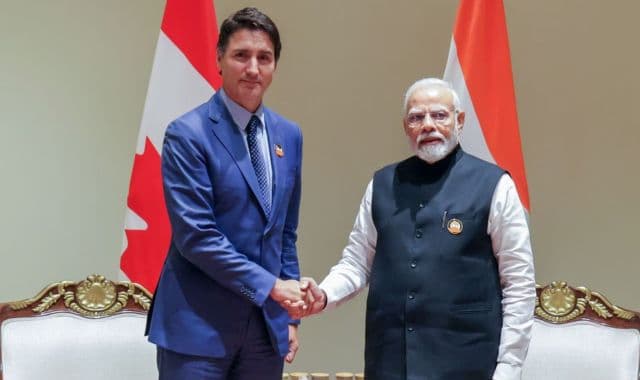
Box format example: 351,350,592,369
0,274,157,380
522,281,640,380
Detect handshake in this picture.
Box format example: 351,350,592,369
270,277,327,319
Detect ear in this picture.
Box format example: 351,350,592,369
216,51,222,71
402,116,411,136
456,111,466,131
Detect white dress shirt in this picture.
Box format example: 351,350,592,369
319,173,536,380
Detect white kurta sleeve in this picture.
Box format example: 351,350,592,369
488,174,536,380
319,180,377,310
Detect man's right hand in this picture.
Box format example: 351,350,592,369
270,278,306,309
281,277,326,319
299,277,327,317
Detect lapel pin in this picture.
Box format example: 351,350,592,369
447,218,463,235
275,144,284,157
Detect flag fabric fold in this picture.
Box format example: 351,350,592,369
444,0,530,210
120,0,221,292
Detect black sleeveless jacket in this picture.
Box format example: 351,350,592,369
366,147,505,380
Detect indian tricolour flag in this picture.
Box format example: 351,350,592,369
444,0,530,210
120,0,221,292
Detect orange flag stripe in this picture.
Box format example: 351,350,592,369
453,0,530,210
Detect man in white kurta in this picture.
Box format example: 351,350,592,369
293,78,535,380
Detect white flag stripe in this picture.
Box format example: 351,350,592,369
136,31,215,154
123,207,148,231
443,38,496,164
120,207,146,266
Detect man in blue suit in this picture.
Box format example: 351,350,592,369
146,8,306,379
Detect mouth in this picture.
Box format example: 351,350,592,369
240,79,261,86
417,135,444,146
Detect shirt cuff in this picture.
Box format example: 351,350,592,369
493,362,522,380
318,283,338,312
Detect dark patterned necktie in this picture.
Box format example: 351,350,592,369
246,115,271,215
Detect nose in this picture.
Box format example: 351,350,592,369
245,57,259,76
420,117,437,132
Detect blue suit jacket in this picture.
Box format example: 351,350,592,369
146,92,302,358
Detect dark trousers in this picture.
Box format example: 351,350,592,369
156,309,284,380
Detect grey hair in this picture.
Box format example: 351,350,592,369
402,78,462,115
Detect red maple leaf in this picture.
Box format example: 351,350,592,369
120,138,170,293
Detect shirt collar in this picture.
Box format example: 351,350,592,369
219,88,266,131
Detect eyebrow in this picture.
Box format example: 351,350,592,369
407,105,449,114
231,47,274,53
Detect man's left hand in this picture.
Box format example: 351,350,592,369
285,324,299,363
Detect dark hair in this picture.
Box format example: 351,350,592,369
217,7,282,62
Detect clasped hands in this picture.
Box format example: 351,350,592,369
270,277,326,319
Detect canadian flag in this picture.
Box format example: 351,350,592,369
120,0,221,292
444,0,530,210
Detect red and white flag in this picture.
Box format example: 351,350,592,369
120,0,222,292
444,0,530,210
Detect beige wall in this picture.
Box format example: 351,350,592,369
1,0,638,374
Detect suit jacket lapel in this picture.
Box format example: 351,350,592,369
207,93,270,218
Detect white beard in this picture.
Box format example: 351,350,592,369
414,126,461,164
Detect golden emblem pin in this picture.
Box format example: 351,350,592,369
447,218,463,235
275,144,284,157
